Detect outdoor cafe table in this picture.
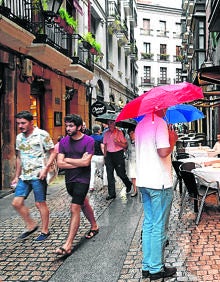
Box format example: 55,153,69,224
185,146,217,158
192,166,220,183
180,156,218,165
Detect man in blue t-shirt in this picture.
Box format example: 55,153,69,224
55,114,99,256
89,125,106,191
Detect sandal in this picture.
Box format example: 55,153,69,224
85,229,99,239
55,247,72,256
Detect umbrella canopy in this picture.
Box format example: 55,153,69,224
164,104,205,124
115,118,137,129
95,112,118,124
116,82,204,122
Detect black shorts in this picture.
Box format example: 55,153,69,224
66,182,89,205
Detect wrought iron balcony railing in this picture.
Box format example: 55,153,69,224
0,0,94,72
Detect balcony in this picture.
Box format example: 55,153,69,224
0,1,94,80
108,1,121,20
123,0,133,16
157,78,171,85
141,77,155,86
157,30,169,37
141,53,154,60
157,54,170,62
0,14,35,53
140,28,153,36
173,55,183,62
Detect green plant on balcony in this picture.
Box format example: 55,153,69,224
141,52,153,59
176,55,183,62
108,19,122,35
57,7,78,32
81,32,102,57
160,53,169,60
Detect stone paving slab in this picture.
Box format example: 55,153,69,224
1,174,220,281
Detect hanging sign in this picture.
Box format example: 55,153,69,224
91,101,107,117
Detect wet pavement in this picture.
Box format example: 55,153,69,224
1,174,220,281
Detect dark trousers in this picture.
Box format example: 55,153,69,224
105,150,132,197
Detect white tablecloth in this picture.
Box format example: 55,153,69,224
180,157,218,164
185,146,217,158
192,167,220,183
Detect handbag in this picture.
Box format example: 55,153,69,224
38,130,58,184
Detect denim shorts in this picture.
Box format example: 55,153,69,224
15,179,47,202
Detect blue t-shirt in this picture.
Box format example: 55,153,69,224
59,135,94,184
90,134,103,155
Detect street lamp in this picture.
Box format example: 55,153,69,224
39,0,63,19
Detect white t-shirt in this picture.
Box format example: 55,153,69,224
135,114,173,189
213,142,220,154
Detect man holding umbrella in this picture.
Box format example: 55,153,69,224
135,110,178,280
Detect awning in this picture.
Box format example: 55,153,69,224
193,66,220,86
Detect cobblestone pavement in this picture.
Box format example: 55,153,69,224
1,174,220,281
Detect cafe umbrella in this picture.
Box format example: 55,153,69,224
164,104,205,124
115,82,204,122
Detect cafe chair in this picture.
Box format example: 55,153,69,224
180,162,201,172
179,170,219,225
172,160,183,194
176,152,194,160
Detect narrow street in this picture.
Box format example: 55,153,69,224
1,174,220,281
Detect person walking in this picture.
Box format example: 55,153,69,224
55,114,99,256
103,120,132,200
127,127,137,197
135,110,178,280
89,124,107,192
81,121,92,135
11,111,55,241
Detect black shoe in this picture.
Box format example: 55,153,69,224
165,239,169,247
150,266,177,280
126,184,132,193
106,195,116,201
142,270,149,278
18,226,39,240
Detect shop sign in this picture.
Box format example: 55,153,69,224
91,101,107,117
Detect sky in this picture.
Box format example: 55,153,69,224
137,0,182,9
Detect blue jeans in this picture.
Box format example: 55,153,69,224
139,186,173,274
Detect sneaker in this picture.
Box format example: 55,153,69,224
18,226,39,240
35,232,50,242
142,270,149,278
106,195,116,201
150,266,177,280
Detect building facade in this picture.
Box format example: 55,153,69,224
0,0,137,191
181,0,220,145
135,0,182,94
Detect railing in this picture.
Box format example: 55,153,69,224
108,0,121,18
157,78,171,85
141,77,155,86
0,1,94,71
157,54,170,61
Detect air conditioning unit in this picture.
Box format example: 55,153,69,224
22,59,32,77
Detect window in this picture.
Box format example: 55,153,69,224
144,42,151,53
176,46,181,56
144,66,151,83
199,20,205,49
160,44,167,55
175,23,181,37
160,67,167,83
159,20,166,36
143,19,150,30
176,69,182,83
